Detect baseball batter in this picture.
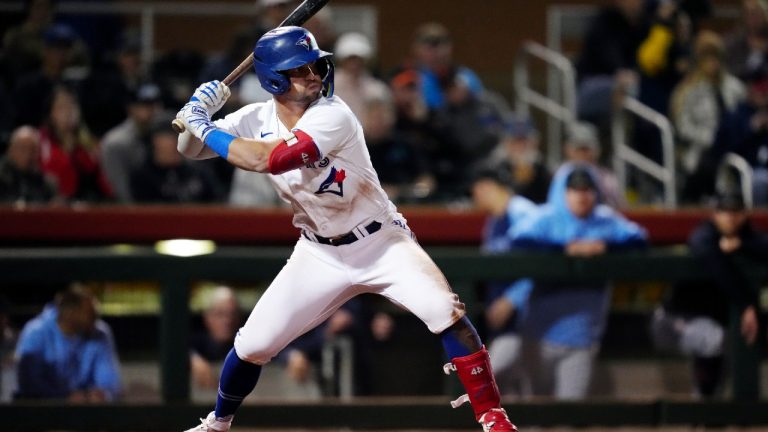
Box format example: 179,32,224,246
177,26,517,432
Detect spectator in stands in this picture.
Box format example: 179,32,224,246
484,115,551,204
671,31,747,204
725,0,768,81
636,0,698,116
12,23,83,128
715,68,768,205
575,0,650,130
39,85,111,202
332,32,391,123
129,115,223,203
14,284,122,402
1,0,55,88
80,33,150,137
364,92,434,203
409,22,484,111
100,82,162,203
512,166,647,400
652,191,768,397
554,122,625,208
228,169,282,207
431,69,506,200
471,168,536,397
388,68,445,197
191,287,244,390
0,125,57,205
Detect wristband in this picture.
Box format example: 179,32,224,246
204,129,236,159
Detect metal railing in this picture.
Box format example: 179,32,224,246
717,152,754,209
612,96,677,208
514,40,577,170
321,335,354,399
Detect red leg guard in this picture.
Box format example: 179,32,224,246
451,346,502,420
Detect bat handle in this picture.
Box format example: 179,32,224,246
171,118,186,134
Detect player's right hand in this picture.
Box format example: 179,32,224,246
191,80,231,115
177,101,216,142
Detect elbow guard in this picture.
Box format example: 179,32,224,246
268,129,321,175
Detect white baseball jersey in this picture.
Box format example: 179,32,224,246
215,96,397,237
214,95,465,366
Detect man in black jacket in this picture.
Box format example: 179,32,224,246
652,191,768,397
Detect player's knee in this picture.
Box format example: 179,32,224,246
233,333,280,365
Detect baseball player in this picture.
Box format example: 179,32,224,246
176,26,516,432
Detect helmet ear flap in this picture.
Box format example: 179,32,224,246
321,57,335,97
253,59,290,95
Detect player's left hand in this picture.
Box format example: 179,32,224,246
177,101,216,142
191,80,231,115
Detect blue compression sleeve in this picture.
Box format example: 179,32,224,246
204,129,236,159
215,348,262,418
440,316,481,359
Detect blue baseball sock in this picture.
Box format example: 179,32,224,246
214,348,262,419
440,316,482,359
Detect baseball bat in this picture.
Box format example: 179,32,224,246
172,0,331,133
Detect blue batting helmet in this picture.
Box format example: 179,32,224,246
252,26,334,97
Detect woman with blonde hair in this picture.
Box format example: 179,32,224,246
670,30,746,202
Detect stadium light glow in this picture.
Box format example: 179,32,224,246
154,239,216,257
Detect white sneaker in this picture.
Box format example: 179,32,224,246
183,411,232,432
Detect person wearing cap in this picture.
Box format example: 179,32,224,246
485,115,551,204
408,22,484,110
651,191,768,397
470,168,537,397
511,165,647,400
558,121,624,208
11,23,84,128
332,32,392,123
100,82,163,202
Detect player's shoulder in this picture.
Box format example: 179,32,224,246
307,95,355,118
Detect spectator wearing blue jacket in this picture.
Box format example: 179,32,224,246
14,285,121,402
512,165,647,400
471,168,536,397
410,22,484,111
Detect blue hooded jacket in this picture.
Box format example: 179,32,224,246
511,163,647,347
481,195,537,336
15,304,122,400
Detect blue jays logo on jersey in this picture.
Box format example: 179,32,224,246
296,35,312,50
315,166,345,196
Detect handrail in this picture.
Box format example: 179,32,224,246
514,40,577,170
612,96,677,208
321,335,354,398
717,152,754,209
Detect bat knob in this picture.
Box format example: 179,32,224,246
171,118,186,134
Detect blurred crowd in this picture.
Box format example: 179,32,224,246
1,0,768,406
2,0,767,208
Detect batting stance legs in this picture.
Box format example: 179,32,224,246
188,225,515,432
